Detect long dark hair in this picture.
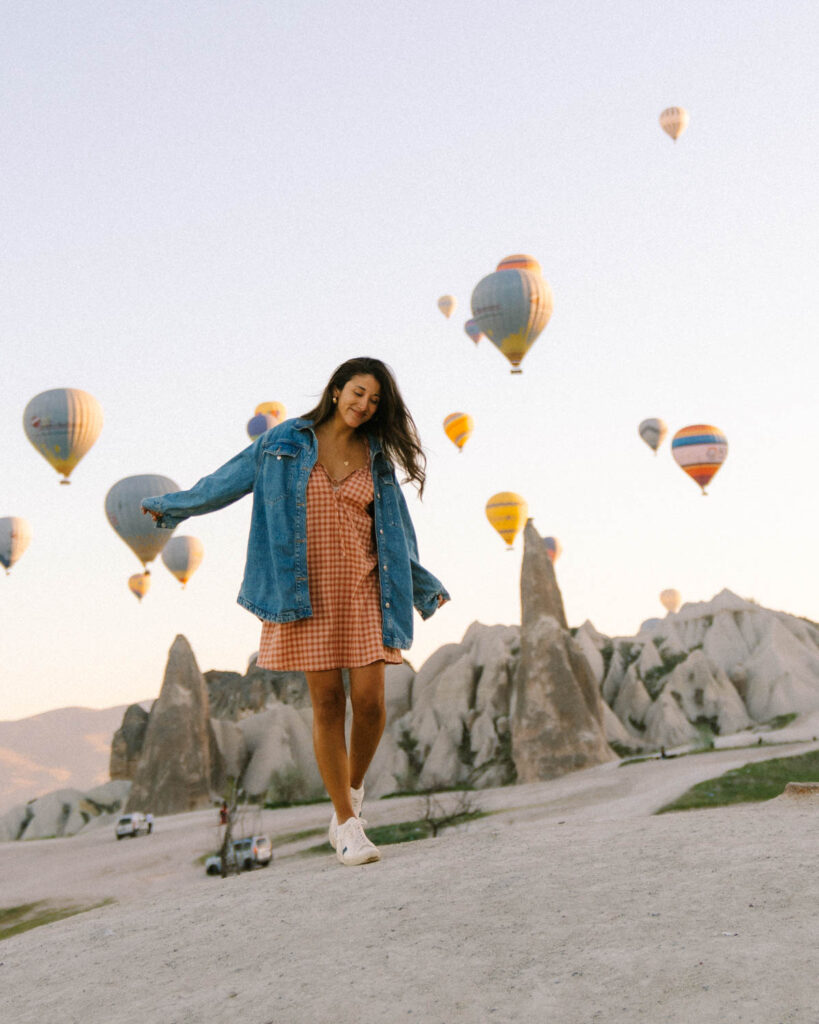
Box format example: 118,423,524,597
303,357,427,496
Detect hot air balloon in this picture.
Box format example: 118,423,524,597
544,536,562,563
671,425,728,495
485,492,528,550
105,474,180,568
660,589,681,614
638,418,668,454
161,536,204,587
128,573,151,602
438,295,456,319
471,255,553,373
247,413,279,440
443,412,474,452
496,254,542,273
254,401,286,422
463,319,482,345
659,107,689,141
0,517,32,574
23,388,103,484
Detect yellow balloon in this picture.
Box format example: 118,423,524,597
128,572,151,602
443,412,474,451
485,492,528,549
660,589,681,613
254,401,286,422
438,295,456,318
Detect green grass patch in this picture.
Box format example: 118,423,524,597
656,749,819,814
0,899,114,941
273,825,327,845
762,712,799,731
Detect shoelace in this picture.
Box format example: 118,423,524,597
343,817,370,845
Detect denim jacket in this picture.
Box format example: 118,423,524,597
140,418,449,650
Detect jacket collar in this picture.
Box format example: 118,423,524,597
291,417,385,460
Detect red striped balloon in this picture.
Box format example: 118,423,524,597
671,425,728,495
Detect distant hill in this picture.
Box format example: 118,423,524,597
0,704,150,814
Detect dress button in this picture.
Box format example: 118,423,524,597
277,455,282,460
385,601,390,608
379,528,383,534
382,564,387,571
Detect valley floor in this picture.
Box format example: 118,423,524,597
1,742,817,1024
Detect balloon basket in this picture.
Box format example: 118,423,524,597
59,479,71,485
510,369,523,375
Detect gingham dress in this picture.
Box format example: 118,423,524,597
257,462,402,671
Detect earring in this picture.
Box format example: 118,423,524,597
332,396,337,404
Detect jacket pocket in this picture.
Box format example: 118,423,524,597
261,442,301,503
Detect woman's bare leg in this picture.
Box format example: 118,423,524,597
348,660,387,790
304,669,355,823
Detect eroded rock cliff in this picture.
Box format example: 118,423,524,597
511,521,615,781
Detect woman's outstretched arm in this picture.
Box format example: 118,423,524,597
141,440,260,529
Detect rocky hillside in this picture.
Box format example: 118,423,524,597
4,570,819,838
577,590,819,750
110,521,615,814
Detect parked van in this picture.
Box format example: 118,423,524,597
205,835,273,874
115,813,150,839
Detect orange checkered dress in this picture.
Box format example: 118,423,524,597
257,462,403,671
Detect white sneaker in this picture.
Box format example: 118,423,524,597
329,784,365,850
336,816,380,866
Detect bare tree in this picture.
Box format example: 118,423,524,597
219,776,244,878
421,789,481,838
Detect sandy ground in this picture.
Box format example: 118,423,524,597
1,741,818,1024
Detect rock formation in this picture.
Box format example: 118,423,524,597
205,663,309,719
511,520,616,781
593,590,819,749
0,780,131,842
100,589,819,821
109,704,150,780
394,623,520,791
126,636,224,815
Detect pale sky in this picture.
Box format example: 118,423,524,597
2,1,817,721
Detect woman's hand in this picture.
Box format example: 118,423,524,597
437,594,449,608
141,504,162,523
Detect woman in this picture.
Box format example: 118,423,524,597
141,357,449,867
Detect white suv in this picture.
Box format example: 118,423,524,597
115,813,150,839
205,835,273,874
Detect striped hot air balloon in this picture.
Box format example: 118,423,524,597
463,319,483,345
438,295,456,318
638,418,668,454
659,107,690,141
161,535,204,587
23,388,103,484
0,517,32,574
671,425,728,495
128,573,151,602
105,474,180,568
471,255,553,373
544,536,562,563
485,492,528,550
443,412,474,452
